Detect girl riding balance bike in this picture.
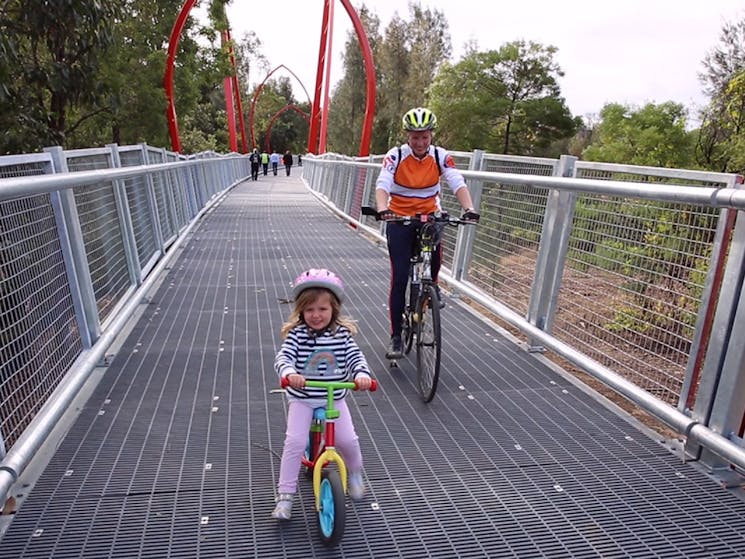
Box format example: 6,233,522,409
272,268,376,531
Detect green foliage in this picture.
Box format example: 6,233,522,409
695,19,745,173
582,102,695,168
697,70,745,174
429,41,579,155
568,196,718,340
327,2,453,155
0,0,260,154
0,0,121,152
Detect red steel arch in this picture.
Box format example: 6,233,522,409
249,64,311,150
263,105,311,153
165,1,376,156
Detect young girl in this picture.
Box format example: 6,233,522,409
272,268,374,520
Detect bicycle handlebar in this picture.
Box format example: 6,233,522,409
280,376,378,392
360,206,476,226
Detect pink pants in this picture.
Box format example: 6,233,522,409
277,398,363,494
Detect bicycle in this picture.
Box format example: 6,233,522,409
280,376,378,547
361,205,476,402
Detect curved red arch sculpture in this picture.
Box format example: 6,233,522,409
164,0,198,153
165,1,376,156
249,64,311,150
263,105,311,153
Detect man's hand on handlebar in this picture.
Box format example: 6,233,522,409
461,209,480,223
377,209,396,221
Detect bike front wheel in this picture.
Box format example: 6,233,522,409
317,469,346,546
416,283,441,403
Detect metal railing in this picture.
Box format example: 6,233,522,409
302,152,745,480
2,140,745,503
0,143,250,500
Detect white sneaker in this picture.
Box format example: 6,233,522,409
271,493,294,520
348,471,365,501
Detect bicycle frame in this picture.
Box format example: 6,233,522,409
280,376,378,538
305,380,351,510
361,206,476,401
408,217,438,307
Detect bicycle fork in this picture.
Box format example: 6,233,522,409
311,413,347,510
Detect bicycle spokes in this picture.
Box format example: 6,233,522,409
417,285,441,403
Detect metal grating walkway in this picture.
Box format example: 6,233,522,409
2,176,745,558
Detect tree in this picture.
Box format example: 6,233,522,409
583,102,695,168
402,2,451,106
0,0,120,153
327,2,452,155
374,2,452,153
700,19,745,97
375,15,410,150
696,19,745,173
69,0,208,149
250,77,309,153
429,41,578,155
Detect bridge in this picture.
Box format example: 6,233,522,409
0,146,744,557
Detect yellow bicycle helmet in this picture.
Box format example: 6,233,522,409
402,107,437,131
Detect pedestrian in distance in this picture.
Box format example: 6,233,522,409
270,150,280,175
375,107,480,359
271,268,375,520
283,150,293,176
261,150,270,175
249,148,260,181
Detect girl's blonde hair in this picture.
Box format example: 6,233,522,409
280,287,358,338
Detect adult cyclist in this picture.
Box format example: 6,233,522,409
375,107,480,360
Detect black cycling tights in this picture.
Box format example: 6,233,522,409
385,221,442,338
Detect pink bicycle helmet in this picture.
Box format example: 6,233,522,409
292,268,345,303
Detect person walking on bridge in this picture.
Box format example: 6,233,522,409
270,150,280,175
375,107,480,359
249,148,260,181
283,150,293,176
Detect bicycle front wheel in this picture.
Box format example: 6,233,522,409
317,469,346,546
416,284,441,403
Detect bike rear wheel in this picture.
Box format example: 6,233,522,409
317,469,346,546
416,283,441,403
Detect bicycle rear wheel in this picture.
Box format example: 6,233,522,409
416,284,441,403
317,469,346,546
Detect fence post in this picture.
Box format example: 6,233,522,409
140,143,166,255
689,178,745,482
452,149,484,282
44,146,100,348
525,155,577,351
107,143,142,285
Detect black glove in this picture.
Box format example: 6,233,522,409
377,209,396,221
461,209,480,223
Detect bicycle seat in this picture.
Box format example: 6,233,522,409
313,408,326,421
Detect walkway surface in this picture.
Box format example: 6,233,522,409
2,175,745,559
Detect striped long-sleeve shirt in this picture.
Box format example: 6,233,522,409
274,324,372,400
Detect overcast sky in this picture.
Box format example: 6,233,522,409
222,0,744,123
